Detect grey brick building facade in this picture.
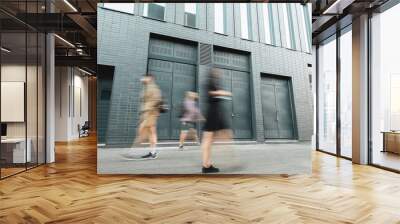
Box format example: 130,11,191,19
97,3,313,147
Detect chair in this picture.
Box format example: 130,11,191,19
78,121,90,138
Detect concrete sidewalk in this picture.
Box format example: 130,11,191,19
97,142,312,174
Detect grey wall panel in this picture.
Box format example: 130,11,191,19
287,4,298,50
233,3,241,38
206,3,214,32
134,3,140,15
277,4,287,48
290,4,302,52
268,5,275,45
295,4,308,53
257,3,266,44
226,3,234,36
303,5,312,52
165,3,175,23
197,3,207,30
249,3,260,42
271,4,281,47
98,6,313,145
175,3,184,25
137,3,143,16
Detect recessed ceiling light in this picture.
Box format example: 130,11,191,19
1,47,11,53
78,67,93,76
54,34,75,48
322,0,354,15
63,0,78,12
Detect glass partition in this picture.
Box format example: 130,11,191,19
0,1,46,179
317,35,337,154
38,32,45,165
339,27,352,158
27,31,38,169
371,4,400,171
1,31,28,177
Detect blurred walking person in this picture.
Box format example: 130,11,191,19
128,74,162,160
178,91,204,150
201,68,232,173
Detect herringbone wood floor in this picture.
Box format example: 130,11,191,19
1,136,400,224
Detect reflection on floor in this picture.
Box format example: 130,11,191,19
373,151,400,170
1,135,400,223
0,162,44,179
0,167,25,178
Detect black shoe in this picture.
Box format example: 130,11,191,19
141,152,157,159
178,145,184,150
202,165,220,173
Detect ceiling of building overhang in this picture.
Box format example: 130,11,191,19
312,0,391,44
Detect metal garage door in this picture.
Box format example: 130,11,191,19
213,50,252,139
147,38,197,140
261,75,296,139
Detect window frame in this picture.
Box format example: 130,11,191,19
262,4,272,45
239,3,252,40
102,3,135,15
281,4,292,49
214,3,227,34
143,3,166,21
184,3,197,28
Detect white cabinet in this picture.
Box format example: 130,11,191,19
1,138,32,163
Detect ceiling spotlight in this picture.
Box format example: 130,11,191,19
63,0,78,12
322,0,354,15
1,47,11,53
78,67,93,76
54,34,75,48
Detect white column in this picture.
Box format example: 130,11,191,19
46,32,55,163
352,14,369,164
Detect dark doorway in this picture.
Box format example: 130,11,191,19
97,64,115,144
261,74,296,139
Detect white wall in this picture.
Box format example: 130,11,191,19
1,64,39,138
55,67,89,141
1,63,46,164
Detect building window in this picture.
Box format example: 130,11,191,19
103,3,134,14
240,3,251,40
298,4,311,53
214,3,226,34
282,4,292,49
184,3,197,27
262,4,272,44
144,3,166,21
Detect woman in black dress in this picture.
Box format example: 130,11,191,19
201,68,232,173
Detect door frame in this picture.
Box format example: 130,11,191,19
146,36,198,140
212,46,254,140
146,59,198,140
260,73,298,140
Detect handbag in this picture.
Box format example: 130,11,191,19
158,99,169,113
